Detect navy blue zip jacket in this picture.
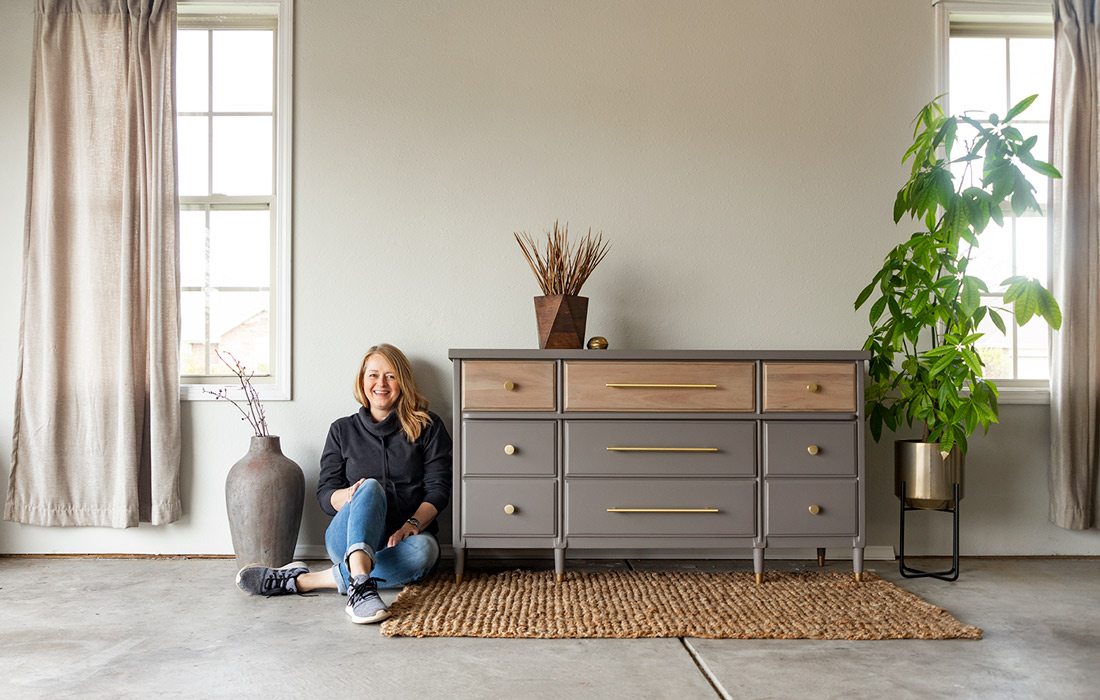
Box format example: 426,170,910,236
316,407,452,537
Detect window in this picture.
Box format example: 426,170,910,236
176,0,293,400
937,1,1055,400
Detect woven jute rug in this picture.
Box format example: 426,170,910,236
380,569,982,640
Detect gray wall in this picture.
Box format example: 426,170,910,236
0,0,1095,556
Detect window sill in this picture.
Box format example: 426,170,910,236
985,384,1050,405
180,381,290,402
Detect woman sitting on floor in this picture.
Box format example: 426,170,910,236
235,343,452,624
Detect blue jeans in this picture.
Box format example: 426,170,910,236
324,478,439,592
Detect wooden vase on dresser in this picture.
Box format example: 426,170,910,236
449,349,869,584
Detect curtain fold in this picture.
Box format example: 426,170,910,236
1049,0,1100,530
4,0,181,528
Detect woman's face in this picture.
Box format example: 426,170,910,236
363,354,401,415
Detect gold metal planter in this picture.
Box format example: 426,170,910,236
894,440,964,510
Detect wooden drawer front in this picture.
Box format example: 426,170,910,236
564,420,756,477
462,361,556,410
566,479,756,536
763,422,856,477
463,479,557,536
762,362,856,412
564,361,755,412
765,479,857,536
463,421,556,476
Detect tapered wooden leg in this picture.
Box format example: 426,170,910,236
817,547,826,567
554,548,565,583
853,546,864,583
454,546,465,584
753,547,765,585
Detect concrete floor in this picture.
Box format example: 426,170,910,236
2,557,1098,699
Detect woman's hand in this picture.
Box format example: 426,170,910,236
332,478,365,512
387,522,419,548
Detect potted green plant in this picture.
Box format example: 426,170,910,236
855,95,1061,509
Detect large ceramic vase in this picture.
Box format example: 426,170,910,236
225,436,305,569
894,439,964,510
534,294,588,349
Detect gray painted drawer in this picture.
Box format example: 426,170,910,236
566,478,756,536
763,421,856,476
565,420,756,477
463,478,557,536
765,479,857,536
463,421,556,476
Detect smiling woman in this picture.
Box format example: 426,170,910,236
234,343,453,626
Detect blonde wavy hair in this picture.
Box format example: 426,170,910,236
354,343,432,442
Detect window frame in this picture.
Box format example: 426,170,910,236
177,0,293,401
934,0,1055,405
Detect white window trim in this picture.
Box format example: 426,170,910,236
934,0,1054,405
178,0,293,402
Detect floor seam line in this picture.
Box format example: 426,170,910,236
680,637,730,700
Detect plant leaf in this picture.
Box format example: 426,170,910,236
1004,94,1038,122
960,276,982,317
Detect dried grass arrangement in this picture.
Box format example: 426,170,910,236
514,221,610,297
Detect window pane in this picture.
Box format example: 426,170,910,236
1009,38,1053,116
210,291,270,375
209,210,271,287
212,116,272,195
180,210,207,288
975,309,1014,379
180,290,208,375
949,38,1007,114
177,30,209,112
966,218,1012,292
177,116,209,196
1016,318,1050,379
212,30,273,113
1015,216,1048,285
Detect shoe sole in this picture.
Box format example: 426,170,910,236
235,560,308,593
346,605,391,624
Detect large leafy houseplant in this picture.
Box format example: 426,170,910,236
856,95,1062,456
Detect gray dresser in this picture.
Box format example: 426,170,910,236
449,349,869,583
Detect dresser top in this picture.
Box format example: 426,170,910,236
449,349,870,361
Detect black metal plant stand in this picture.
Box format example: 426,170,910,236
898,481,960,581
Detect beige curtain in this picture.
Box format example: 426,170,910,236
4,0,181,528
1050,0,1100,530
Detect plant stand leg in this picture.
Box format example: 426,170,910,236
899,481,961,581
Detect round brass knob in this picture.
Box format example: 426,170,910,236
503,380,516,391
503,504,516,515
806,383,820,393
504,444,516,455
807,445,820,456
808,504,821,515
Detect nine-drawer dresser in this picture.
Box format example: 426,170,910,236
449,349,869,583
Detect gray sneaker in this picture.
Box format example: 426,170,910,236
236,561,308,596
346,574,390,624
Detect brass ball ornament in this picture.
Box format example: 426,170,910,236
586,336,609,350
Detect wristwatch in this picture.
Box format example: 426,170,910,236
406,516,421,533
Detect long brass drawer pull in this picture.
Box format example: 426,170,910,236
606,446,719,453
605,382,718,389
607,507,720,513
